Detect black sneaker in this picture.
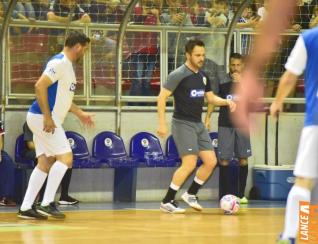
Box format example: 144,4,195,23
58,195,79,205
37,202,66,219
18,205,48,220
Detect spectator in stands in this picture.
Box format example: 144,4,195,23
291,0,313,32
47,0,91,54
117,0,130,21
161,0,198,73
83,0,107,23
129,0,161,98
204,0,228,28
160,0,195,26
236,5,259,55
17,0,36,20
3,0,36,33
0,121,16,207
309,5,318,28
236,5,259,29
47,0,91,23
201,0,229,66
22,122,79,205
33,0,51,21
257,0,269,21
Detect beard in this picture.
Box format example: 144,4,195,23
190,59,204,69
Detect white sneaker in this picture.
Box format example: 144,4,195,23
181,192,203,211
160,201,186,214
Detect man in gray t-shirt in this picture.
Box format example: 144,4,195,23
157,39,235,213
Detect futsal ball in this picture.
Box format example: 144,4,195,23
220,194,240,214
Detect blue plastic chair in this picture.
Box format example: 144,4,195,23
130,132,177,167
92,131,138,168
165,135,181,166
65,131,95,168
15,134,35,169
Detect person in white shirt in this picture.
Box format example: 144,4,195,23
18,31,94,220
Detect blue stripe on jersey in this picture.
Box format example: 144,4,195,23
29,81,59,114
301,27,318,126
29,53,64,115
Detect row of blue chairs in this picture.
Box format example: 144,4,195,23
15,131,219,169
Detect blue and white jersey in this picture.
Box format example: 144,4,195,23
285,27,318,126
29,52,76,123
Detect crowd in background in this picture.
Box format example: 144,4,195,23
2,0,318,98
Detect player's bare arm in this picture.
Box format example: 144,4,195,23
205,91,236,112
157,87,172,138
270,71,298,120
69,103,95,128
34,74,56,133
204,103,215,131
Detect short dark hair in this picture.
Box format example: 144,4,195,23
185,39,205,54
65,31,90,48
230,52,243,60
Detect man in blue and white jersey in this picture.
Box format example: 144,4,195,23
271,27,318,244
18,31,94,220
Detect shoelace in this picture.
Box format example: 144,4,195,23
188,195,198,203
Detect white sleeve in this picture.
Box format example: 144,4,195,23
285,36,307,76
43,60,62,83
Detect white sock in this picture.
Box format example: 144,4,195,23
194,176,204,185
170,182,180,191
41,161,68,207
20,167,47,211
282,185,311,239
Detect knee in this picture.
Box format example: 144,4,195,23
180,162,197,174
36,161,51,173
239,158,248,166
203,157,217,170
56,153,73,168
220,159,229,166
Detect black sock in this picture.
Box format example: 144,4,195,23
219,165,230,199
187,180,203,195
239,165,248,198
38,179,47,202
60,169,72,198
162,187,178,204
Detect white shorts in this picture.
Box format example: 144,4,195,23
294,126,318,179
26,112,71,158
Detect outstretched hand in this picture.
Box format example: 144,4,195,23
78,111,95,128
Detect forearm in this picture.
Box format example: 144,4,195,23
35,85,51,118
157,96,167,126
204,104,215,124
209,95,228,107
275,72,297,104
69,103,83,117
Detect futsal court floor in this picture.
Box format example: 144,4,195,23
0,201,286,244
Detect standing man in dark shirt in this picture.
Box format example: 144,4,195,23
205,53,251,204
157,39,236,213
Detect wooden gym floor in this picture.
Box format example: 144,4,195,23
0,201,286,244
